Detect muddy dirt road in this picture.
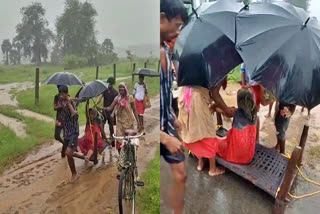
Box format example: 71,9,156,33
161,84,320,214
0,91,159,214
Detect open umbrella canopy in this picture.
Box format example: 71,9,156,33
78,80,109,99
45,71,83,86
236,1,320,109
133,68,160,77
174,0,244,89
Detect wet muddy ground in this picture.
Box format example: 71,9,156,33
160,84,320,214
0,83,160,214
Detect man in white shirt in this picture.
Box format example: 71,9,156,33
133,74,148,133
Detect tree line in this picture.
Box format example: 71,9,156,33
1,0,119,68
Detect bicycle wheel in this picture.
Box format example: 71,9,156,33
118,167,135,214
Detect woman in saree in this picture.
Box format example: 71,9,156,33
101,82,141,153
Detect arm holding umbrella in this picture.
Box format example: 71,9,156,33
96,94,103,105
66,96,77,117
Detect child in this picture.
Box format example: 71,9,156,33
76,108,106,162
213,89,258,164
59,85,80,182
133,74,148,133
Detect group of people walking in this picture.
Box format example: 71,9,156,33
53,76,149,182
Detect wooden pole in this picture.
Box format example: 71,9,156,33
144,62,147,68
35,68,40,105
273,146,302,214
158,60,160,73
96,66,99,80
113,63,116,81
93,132,98,165
132,63,136,83
297,125,309,167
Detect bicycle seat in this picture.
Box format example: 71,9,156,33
125,129,137,136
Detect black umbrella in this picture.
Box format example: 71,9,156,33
78,80,109,99
45,71,83,86
133,68,160,77
236,1,320,109
174,0,244,89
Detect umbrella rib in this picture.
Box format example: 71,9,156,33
237,24,297,47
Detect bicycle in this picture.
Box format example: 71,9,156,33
113,130,144,214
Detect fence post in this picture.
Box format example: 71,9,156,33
35,68,40,105
96,66,99,80
113,63,116,81
158,60,160,73
132,63,136,83
144,62,147,68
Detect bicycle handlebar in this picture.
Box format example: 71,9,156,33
113,132,144,140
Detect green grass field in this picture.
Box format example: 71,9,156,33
2,59,159,125
0,59,159,84
137,148,160,214
0,106,54,173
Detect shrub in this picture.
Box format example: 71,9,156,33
63,55,88,69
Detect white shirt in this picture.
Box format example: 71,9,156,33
133,83,147,101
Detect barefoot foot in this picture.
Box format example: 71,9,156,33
208,167,225,177
71,173,79,183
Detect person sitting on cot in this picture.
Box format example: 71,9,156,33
210,89,258,164
75,108,107,162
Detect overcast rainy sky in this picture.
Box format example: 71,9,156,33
0,0,159,48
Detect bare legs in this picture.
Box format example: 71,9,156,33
66,147,79,182
169,162,186,214
265,102,274,118
139,115,144,133
197,157,225,177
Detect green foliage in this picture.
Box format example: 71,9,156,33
56,0,98,62
126,50,135,62
227,65,241,83
63,55,89,69
137,148,160,214
1,39,11,65
15,2,53,64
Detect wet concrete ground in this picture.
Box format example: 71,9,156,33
160,84,320,214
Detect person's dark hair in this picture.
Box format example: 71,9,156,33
57,85,61,90
107,77,115,85
237,89,257,122
89,108,98,116
59,85,68,94
160,0,188,23
139,74,144,79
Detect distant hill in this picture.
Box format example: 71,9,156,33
114,43,159,58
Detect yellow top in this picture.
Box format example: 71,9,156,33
178,86,216,143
